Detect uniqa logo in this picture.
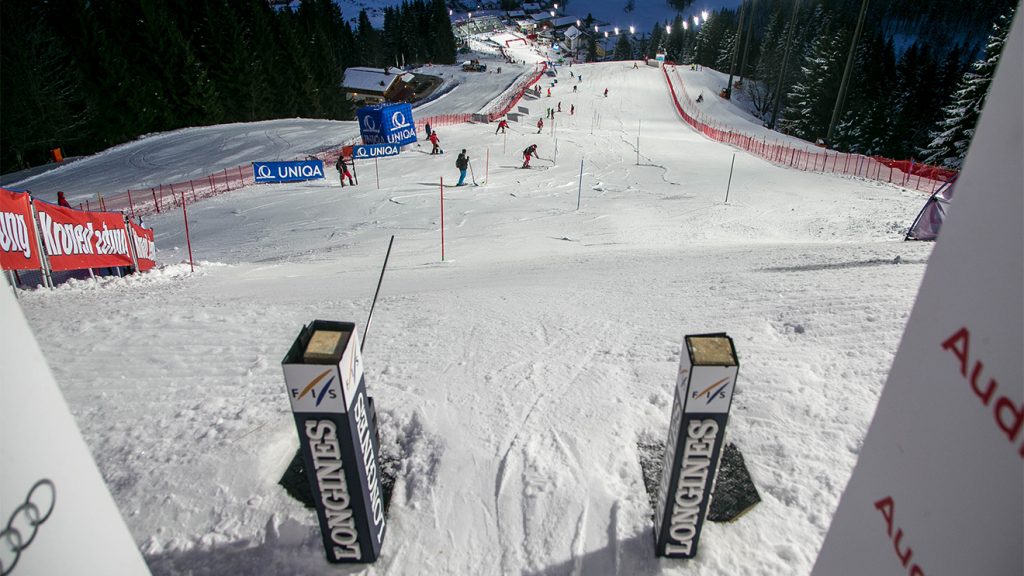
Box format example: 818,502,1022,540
391,110,411,129
257,165,273,179
362,115,378,131
692,377,730,405
297,369,337,407
1,479,56,575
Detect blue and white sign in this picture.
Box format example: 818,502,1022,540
356,103,417,146
352,144,401,160
253,160,325,184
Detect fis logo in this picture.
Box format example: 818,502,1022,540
293,369,338,407
692,377,730,405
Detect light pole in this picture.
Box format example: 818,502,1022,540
826,0,870,146
725,1,747,99
769,0,801,130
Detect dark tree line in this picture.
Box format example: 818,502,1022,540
1,0,456,172
644,0,1016,164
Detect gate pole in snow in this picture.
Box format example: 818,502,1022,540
362,234,394,354
375,158,380,190
180,187,194,273
637,120,641,165
440,177,445,262
486,148,490,185
127,190,136,221
725,153,736,203
576,158,584,211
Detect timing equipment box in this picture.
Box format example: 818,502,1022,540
654,333,740,559
281,320,386,563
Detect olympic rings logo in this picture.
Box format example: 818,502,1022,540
1,479,56,576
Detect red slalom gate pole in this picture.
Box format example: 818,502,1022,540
180,187,195,272
127,190,136,220
440,177,445,261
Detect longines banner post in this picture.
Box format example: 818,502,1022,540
655,333,739,558
281,321,386,563
812,13,1023,576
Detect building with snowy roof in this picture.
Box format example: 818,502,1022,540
341,67,411,105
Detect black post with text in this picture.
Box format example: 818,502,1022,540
654,333,740,559
281,320,386,563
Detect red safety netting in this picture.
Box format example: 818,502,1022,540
661,65,956,194
484,62,548,121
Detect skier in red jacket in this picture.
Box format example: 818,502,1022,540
536,118,544,134
429,131,441,154
495,119,509,134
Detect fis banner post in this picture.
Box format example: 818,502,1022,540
356,103,417,146
281,321,386,564
253,160,325,184
654,333,740,559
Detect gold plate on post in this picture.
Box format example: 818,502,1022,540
687,335,736,366
304,330,348,363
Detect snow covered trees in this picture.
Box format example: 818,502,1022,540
920,9,1015,168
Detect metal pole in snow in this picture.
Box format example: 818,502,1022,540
637,120,641,165
486,148,490,185
576,157,584,211
180,187,195,272
375,158,380,189
725,153,736,203
440,177,445,261
362,234,395,354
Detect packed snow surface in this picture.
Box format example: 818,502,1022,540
16,59,933,575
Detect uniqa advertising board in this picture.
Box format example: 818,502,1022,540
253,160,325,184
281,321,386,563
654,333,739,559
356,103,417,146
352,144,401,160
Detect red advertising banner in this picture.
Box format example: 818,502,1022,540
34,203,132,272
0,188,42,271
129,222,156,272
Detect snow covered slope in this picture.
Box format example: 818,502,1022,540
15,59,933,576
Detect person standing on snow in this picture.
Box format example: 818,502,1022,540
536,117,544,134
429,131,441,154
56,191,71,208
336,155,355,187
570,104,575,115
557,102,561,113
495,119,509,134
425,122,432,138
456,149,470,186
604,88,608,97
522,144,538,168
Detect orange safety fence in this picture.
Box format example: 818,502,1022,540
661,64,956,194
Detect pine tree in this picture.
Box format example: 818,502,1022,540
0,2,88,169
781,8,846,141
920,8,1015,168
613,32,633,60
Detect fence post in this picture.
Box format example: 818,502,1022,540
151,188,160,213
223,168,229,191
190,180,197,202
